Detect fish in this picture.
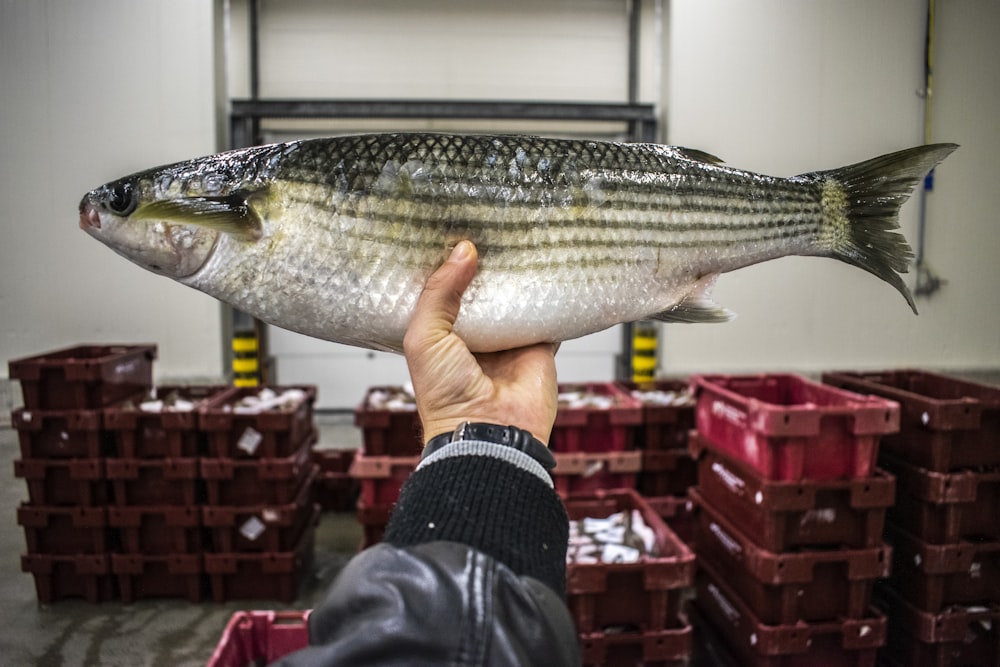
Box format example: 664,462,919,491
78,133,957,353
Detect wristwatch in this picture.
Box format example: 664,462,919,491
423,422,557,471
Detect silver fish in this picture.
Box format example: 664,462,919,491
78,134,956,353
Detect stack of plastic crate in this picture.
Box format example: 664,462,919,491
618,379,699,543
198,385,320,603
824,370,1000,667
103,383,232,603
687,373,899,667
10,344,157,603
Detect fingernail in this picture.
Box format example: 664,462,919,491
451,240,472,261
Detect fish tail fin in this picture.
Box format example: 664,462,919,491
810,143,958,314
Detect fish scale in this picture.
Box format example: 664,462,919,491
79,133,956,353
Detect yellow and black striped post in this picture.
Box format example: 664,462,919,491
631,321,658,383
231,330,260,387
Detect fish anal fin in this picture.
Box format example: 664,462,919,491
651,274,736,324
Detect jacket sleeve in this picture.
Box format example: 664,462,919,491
272,439,580,667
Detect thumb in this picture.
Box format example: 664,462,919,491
405,241,478,351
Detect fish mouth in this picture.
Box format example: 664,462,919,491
79,200,102,231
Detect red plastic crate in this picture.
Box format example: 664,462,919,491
876,584,1000,667
201,437,315,506
642,494,696,547
636,448,698,497
105,457,200,506
108,505,202,554
8,344,156,410
691,439,895,552
14,458,107,506
204,507,318,603
12,408,108,458
883,454,1000,544
21,553,114,603
551,450,642,495
887,524,1000,613
551,382,644,453
202,469,318,553
17,505,111,555
199,385,317,458
695,559,886,667
579,624,692,667
823,369,1000,471
350,452,420,507
693,490,891,624
692,373,899,480
617,379,696,450
356,500,392,550
111,553,203,603
104,385,229,458
354,386,422,456
207,610,311,667
564,488,695,633
312,448,359,511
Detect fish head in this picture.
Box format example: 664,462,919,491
79,151,267,280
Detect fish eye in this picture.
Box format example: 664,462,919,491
106,182,138,216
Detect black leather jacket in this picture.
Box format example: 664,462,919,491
274,438,581,666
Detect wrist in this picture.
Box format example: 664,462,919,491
423,421,556,471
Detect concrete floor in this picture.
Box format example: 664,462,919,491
0,413,363,667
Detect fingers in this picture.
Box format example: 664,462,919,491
404,241,478,355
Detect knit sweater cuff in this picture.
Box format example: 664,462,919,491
383,440,569,596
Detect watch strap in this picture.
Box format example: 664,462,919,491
424,422,556,471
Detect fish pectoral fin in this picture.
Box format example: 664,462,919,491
668,147,726,165
133,190,264,241
651,274,735,324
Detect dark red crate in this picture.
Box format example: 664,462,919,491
637,448,699,497
203,469,317,553
350,452,420,507
552,450,642,495
565,488,695,634
17,505,111,555
356,500,392,550
580,624,692,667
14,458,107,506
823,369,1000,471
204,507,318,603
201,437,315,506
104,385,229,458
199,385,317,458
13,408,108,458
8,344,156,410
643,494,696,547
312,448,359,512
875,584,1000,667
692,373,899,481
882,454,1000,544
691,439,895,552
617,379,696,450
21,553,115,603
552,382,644,453
207,610,311,667
354,386,422,456
108,505,202,554
111,553,203,603
887,524,1000,613
105,457,200,506
693,490,891,624
695,559,886,667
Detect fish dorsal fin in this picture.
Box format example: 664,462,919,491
651,274,736,324
132,190,263,241
668,147,726,165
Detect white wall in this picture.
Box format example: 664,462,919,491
1,0,997,400
0,0,224,381
663,0,1000,376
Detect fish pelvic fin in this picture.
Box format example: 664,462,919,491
652,274,736,324
810,143,958,314
132,190,264,241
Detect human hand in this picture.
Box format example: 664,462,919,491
403,241,559,445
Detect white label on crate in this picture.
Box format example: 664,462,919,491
711,461,745,495
707,583,740,622
261,508,280,523
709,522,742,556
710,400,746,427
114,359,139,376
239,515,267,541
970,561,983,578
800,508,836,526
237,426,264,455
